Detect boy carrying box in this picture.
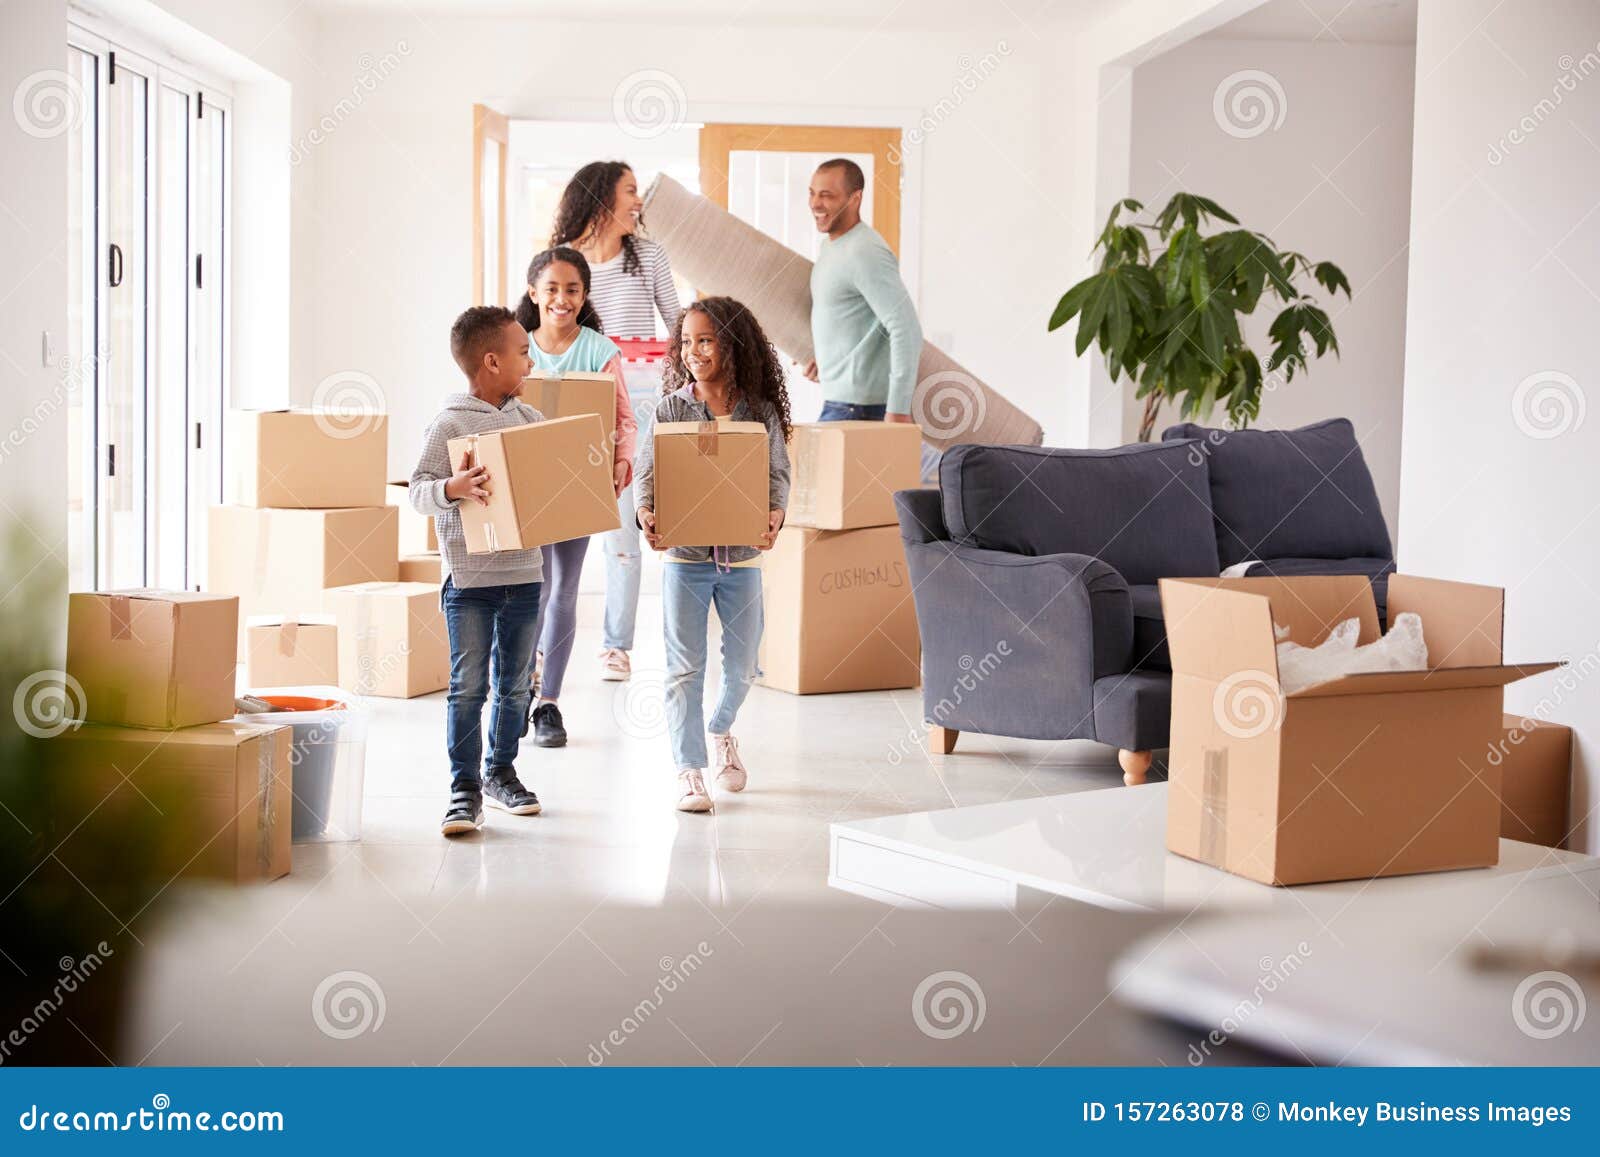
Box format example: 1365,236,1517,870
410,305,545,836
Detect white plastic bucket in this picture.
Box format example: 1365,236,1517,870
234,685,368,843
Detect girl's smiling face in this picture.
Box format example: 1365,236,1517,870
532,260,586,332
680,310,725,384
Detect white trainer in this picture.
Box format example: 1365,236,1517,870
676,769,713,813
599,648,631,682
712,734,748,793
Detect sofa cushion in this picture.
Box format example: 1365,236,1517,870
1245,556,1396,623
938,442,1220,585
1127,584,1170,671
1162,418,1392,568
1092,671,1173,752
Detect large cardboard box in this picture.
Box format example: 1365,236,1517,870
787,421,923,530
446,414,618,553
56,720,292,883
653,420,770,548
386,480,438,553
326,581,450,698
759,525,920,694
66,591,239,729
1496,713,1572,848
245,615,339,688
229,410,387,509
397,553,443,584
207,505,398,640
525,370,618,457
1160,574,1557,886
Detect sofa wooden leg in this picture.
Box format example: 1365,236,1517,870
928,726,959,755
1119,748,1153,786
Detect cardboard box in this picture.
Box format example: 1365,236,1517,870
1160,574,1557,886
759,524,921,693
56,720,292,882
66,591,239,729
787,421,923,529
653,420,770,548
245,615,339,688
228,410,387,509
386,480,438,553
524,370,618,458
446,414,619,553
397,553,443,584
207,505,398,640
1495,713,1572,848
326,581,450,698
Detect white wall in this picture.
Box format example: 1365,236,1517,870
1127,36,1416,541
1402,0,1600,851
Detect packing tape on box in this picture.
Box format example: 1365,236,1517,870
790,427,818,520
695,421,719,456
107,594,132,641
483,524,500,552
1199,747,1229,869
279,618,299,657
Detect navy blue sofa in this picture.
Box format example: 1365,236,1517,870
895,417,1394,784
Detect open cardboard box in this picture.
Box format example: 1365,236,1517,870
1159,573,1558,886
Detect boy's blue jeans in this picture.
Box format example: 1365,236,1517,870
662,563,763,771
442,577,542,794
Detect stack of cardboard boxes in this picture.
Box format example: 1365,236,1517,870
59,591,292,883
389,479,443,585
760,422,924,694
209,410,447,697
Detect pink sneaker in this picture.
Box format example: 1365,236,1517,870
676,769,713,813
599,648,631,682
713,734,747,793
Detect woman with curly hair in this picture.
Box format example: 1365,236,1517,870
551,161,682,685
632,297,792,813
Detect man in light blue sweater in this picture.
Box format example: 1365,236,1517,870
804,159,923,426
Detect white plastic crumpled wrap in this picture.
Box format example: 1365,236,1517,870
1274,612,1428,695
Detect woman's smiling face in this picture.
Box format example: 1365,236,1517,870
532,260,585,330
611,168,642,235
680,310,724,384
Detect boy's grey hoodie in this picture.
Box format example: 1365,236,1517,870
411,392,544,588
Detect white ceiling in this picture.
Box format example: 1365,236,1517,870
1208,0,1417,44
304,0,1125,28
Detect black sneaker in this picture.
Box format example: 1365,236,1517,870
530,702,567,748
440,790,483,837
484,767,542,815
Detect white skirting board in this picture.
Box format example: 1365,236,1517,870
642,174,1044,450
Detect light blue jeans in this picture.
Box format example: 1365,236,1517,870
662,563,763,771
602,393,656,651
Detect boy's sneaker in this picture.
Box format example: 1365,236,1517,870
530,702,567,748
598,648,631,681
675,769,713,813
440,790,484,837
712,734,748,793
484,768,542,815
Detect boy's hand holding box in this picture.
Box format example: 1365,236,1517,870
652,421,771,548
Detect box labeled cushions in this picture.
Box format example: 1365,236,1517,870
525,370,618,456
387,481,438,554
1160,573,1557,886
228,410,387,509
326,581,450,698
447,414,618,553
787,421,922,529
653,420,769,548
245,615,340,688
759,525,920,694
66,590,239,729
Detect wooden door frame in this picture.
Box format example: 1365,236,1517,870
472,104,509,305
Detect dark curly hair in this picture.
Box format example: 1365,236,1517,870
662,297,793,444
515,247,604,334
550,161,644,276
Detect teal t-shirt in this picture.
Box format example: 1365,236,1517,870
528,324,620,374
808,221,924,414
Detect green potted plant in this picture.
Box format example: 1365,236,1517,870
1050,192,1351,441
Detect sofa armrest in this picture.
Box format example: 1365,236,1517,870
902,538,1134,742
894,487,947,544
